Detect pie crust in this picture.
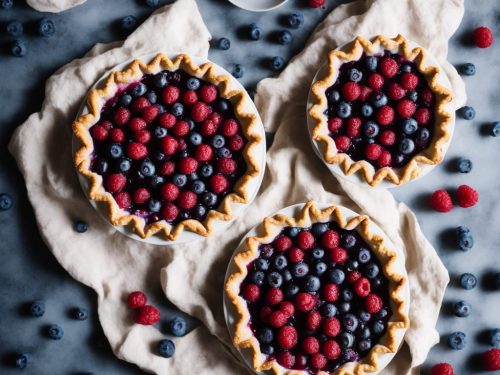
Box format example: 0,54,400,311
73,53,263,240
225,201,409,375
309,34,453,187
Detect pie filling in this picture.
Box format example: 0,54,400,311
239,222,392,373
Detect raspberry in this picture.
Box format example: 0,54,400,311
379,130,396,146
365,143,382,161
472,26,494,49
307,0,324,8
241,283,260,302
328,117,343,133
109,128,125,143
105,173,126,193
376,105,394,125
89,124,108,141
294,292,316,312
141,105,159,123
368,73,384,90
274,236,292,252
387,82,406,100
377,150,392,168
162,203,179,222
160,183,179,202
221,119,239,137
322,230,340,249
329,247,347,263
160,161,175,176
280,301,295,317
161,136,178,156
100,120,113,130
396,99,416,117
322,317,341,337
277,352,295,368
260,306,272,322
217,158,237,175
133,129,151,144
347,271,361,284
322,340,341,360
415,108,431,125
354,277,371,297
191,102,210,122
113,107,131,127
162,86,180,105
364,293,383,314
429,189,453,212
297,231,315,250
127,291,147,309
400,72,419,90
431,363,454,375
334,136,351,152
128,117,147,132
269,311,288,327
209,112,222,126
135,305,160,325
195,144,214,162
131,97,150,113
346,117,362,137
380,57,398,78
358,85,373,101
199,84,218,103
277,326,298,350
265,288,284,305
127,142,148,160
178,157,198,175
421,89,434,104
288,248,304,263
210,174,229,194
302,336,320,354
158,113,176,128
115,192,131,209
133,187,151,204
306,311,321,331
310,353,327,370
482,348,500,371
182,90,198,105
229,135,244,151
455,185,478,208
341,82,361,101
177,191,197,210
323,283,339,302
172,120,190,137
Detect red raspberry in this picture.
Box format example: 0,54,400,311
178,157,199,175
100,120,113,130
209,112,222,126
365,143,383,161
367,73,384,90
161,136,179,156
277,326,298,350
89,124,108,141
379,130,396,146
277,352,295,369
346,117,362,137
288,248,304,263
221,119,239,137
347,271,361,284
296,231,315,250
455,185,478,208
322,230,340,249
429,189,453,212
302,336,319,354
191,102,210,123
482,349,500,371
162,86,180,105
431,363,454,375
269,311,288,327
380,57,399,78
162,203,179,222
294,293,316,312
199,84,218,103
133,129,151,144
109,128,125,143
115,191,131,209
329,247,347,264
195,144,214,162
354,277,371,297
229,135,244,151
328,117,343,133
133,187,151,204
397,99,416,117
322,317,341,337
172,120,190,137
158,113,176,128
113,107,131,127
274,236,292,252
128,117,147,131
377,150,392,168
241,283,260,302
376,106,394,125
387,82,406,100
306,311,321,331
280,301,295,317
105,173,126,193
182,90,198,105
358,85,373,101
131,97,150,113
265,287,284,305
135,305,161,325
127,142,148,160
422,89,434,104
141,105,159,123
415,107,431,125
217,158,237,175
341,82,361,101
210,174,229,194
307,0,324,7
260,306,272,322
364,293,383,314
160,161,175,176
127,291,147,309
160,183,179,202
334,136,351,152
472,26,494,49
310,353,327,370
323,283,339,302
322,340,341,360
177,191,197,210
200,119,217,137
400,72,419,90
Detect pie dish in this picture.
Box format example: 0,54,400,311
73,53,263,241
225,201,409,374
309,35,453,187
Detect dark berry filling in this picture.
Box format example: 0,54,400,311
240,222,392,374
325,51,435,170
88,69,247,226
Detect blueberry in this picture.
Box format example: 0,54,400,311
400,63,412,73
399,138,415,155
267,271,283,288
321,303,337,318
148,199,161,213
286,12,303,29
348,68,363,82
74,220,88,233
140,159,156,177
73,307,89,320
261,344,274,355
29,300,45,317
339,302,351,313
0,193,13,211
200,164,214,178
149,176,164,190
311,248,325,260
121,15,137,32
151,126,166,140
192,204,207,219
341,234,356,249
337,101,352,119
282,269,293,283
415,127,431,147
346,259,359,271
271,56,285,71
361,104,373,117
313,262,327,276
6,20,23,37
456,157,472,173
303,275,321,292
459,63,476,76
358,248,371,264
48,324,64,340
169,316,187,336
145,91,157,104
363,121,379,138
365,263,379,279
217,147,232,159
342,313,359,333
249,23,263,40
255,259,270,271
489,329,500,348
371,92,388,108
171,102,184,117
339,332,354,348
285,284,299,299
277,30,292,45
191,180,205,195
211,135,225,149
458,106,475,120
287,227,300,238
106,143,122,159
407,90,418,102
173,174,187,187
202,192,217,207
186,77,200,91
359,310,371,322
460,273,477,290
365,56,378,71
120,94,133,107
372,320,385,335
456,226,471,236
401,118,418,135
341,288,353,302
217,37,231,50
291,263,309,278
10,39,26,57
329,269,345,284
341,348,359,363
327,90,340,103
146,0,159,6
38,18,56,37
215,99,231,113
14,353,32,369
118,158,132,173
358,339,372,352
453,300,471,317
232,64,245,79
1,0,13,9
448,331,466,350
394,153,406,166
376,308,389,319
311,223,328,236
457,231,474,251
157,339,175,358
154,73,168,88
258,327,274,344
489,121,500,137
360,326,371,339
273,255,288,271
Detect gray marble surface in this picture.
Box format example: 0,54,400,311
0,0,498,374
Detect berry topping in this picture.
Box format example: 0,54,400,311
297,231,315,250
162,86,180,104
364,293,383,314
242,283,260,302
341,82,361,101
277,326,298,350
455,184,478,208
429,190,453,213
472,26,494,49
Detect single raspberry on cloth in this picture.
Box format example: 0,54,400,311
127,291,147,309
135,305,161,325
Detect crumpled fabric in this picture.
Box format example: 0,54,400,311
27,0,87,13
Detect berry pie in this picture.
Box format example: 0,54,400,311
309,35,453,186
73,53,262,240
225,201,409,374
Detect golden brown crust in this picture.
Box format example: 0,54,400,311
225,201,409,375
73,53,262,241
309,35,453,187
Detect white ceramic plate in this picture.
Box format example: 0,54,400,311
223,202,410,374
306,38,456,189
228,0,289,12
72,52,267,245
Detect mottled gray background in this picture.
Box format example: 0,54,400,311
0,0,498,374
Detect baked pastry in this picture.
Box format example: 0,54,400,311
309,35,453,186
73,53,262,240
225,201,409,374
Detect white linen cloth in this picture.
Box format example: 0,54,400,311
27,0,87,13
9,0,465,374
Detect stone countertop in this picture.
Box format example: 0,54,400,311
0,0,498,374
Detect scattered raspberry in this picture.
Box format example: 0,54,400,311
162,203,179,222
288,247,304,263
379,130,396,146
295,292,316,312
455,185,478,208
229,135,244,151
306,311,322,331
191,102,210,122
172,120,190,137
277,326,298,350
113,107,131,127
109,128,125,143
105,173,126,193
322,340,341,360
482,348,500,371
329,247,347,263
277,352,295,368
217,158,237,175
341,82,361,101
133,129,151,144
302,336,320,354
431,363,454,375
275,236,292,252
135,305,161,325
322,317,341,337
346,271,361,284
162,86,180,105
396,99,416,117
346,117,362,137
127,142,148,160
269,311,288,327
160,183,180,202
364,293,383,314
367,73,384,90
472,26,494,49
415,107,431,125
387,82,406,100
160,136,179,156
365,143,382,161
221,119,239,137
182,90,198,105
89,124,108,141
241,283,260,302
131,97,150,113
199,84,218,103
210,174,229,194
280,301,295,318
334,136,351,152
265,288,284,305
323,283,339,302
322,230,340,249
177,191,197,210
400,72,419,90
328,117,343,133
310,353,327,369
158,113,176,128
379,57,399,78
354,277,371,297
376,105,394,126
127,291,147,309
296,231,315,250
141,105,159,123
429,189,454,213
178,157,199,175
133,188,151,204
307,0,324,8
195,144,214,162
200,119,218,137
377,150,392,168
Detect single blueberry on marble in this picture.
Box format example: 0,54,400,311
10,39,26,57
157,339,175,358
458,106,475,120
490,121,500,137
453,300,471,317
287,13,304,29
0,193,13,210
448,331,466,350
459,63,476,76
121,15,137,32
29,300,45,317
38,18,56,37
459,273,477,290
217,37,231,50
47,324,64,340
457,157,472,173
249,23,262,40
14,353,32,369
5,20,23,36
277,30,292,45
74,307,89,321
270,56,285,71
232,64,245,79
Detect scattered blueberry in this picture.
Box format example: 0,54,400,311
339,332,354,348
5,20,22,36
277,30,292,45
249,23,262,40
145,0,159,7
459,63,476,76
157,339,175,358
47,324,64,340
287,13,304,29
38,18,56,37
169,316,187,337
10,39,26,57
456,157,472,173
460,273,477,290
232,64,245,79
453,300,471,317
121,15,137,32
217,37,231,50
273,255,288,271
448,331,466,350
29,300,45,317
342,313,359,333
489,121,500,137
321,303,337,317
458,106,475,120
261,344,274,355
118,158,132,173
131,83,147,97
285,284,299,299
73,307,89,321
74,220,88,233
270,56,285,71
0,193,13,210
456,226,473,251
489,329,500,348
154,127,167,139
1,0,13,9
14,353,32,369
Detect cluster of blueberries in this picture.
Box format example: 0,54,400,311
157,316,188,358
